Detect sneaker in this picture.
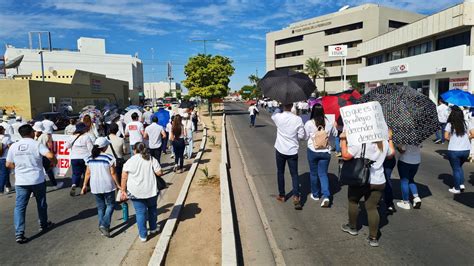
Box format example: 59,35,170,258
396,201,411,210
434,139,441,144
276,195,285,202
310,194,320,201
99,226,110,238
150,228,160,235
139,236,147,242
39,221,54,232
387,203,396,213
293,196,302,210
5,187,11,193
16,234,27,244
70,185,76,197
55,182,64,190
449,187,461,194
179,168,184,174
460,184,466,192
336,152,342,157
341,223,358,236
170,154,175,159
173,165,177,172
367,237,379,247
413,197,422,209
320,198,330,208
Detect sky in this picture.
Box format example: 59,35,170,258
0,0,462,92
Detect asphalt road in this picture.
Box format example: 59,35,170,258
226,102,474,265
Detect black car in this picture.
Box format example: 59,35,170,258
34,112,78,131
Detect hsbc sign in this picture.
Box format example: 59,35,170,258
328,45,348,57
389,64,409,74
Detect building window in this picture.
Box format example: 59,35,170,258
276,64,304,71
325,76,344,82
436,31,471,51
325,22,363,35
408,41,432,56
325,58,362,67
386,49,405,61
275,35,303,46
367,54,385,66
408,80,430,97
276,50,304,59
389,20,408,29
324,40,362,51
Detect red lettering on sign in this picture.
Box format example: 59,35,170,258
53,141,70,155
59,158,70,169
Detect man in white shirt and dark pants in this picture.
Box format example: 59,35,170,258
6,124,57,244
248,103,259,127
272,103,305,210
144,116,166,164
435,100,449,144
42,115,58,134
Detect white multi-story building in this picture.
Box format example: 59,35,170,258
266,4,424,93
358,0,474,102
144,81,182,99
4,37,143,103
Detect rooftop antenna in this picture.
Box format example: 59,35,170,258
339,5,350,12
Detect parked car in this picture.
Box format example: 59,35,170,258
34,112,78,131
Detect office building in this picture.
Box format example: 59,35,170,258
358,0,474,102
144,81,182,99
266,4,424,93
4,37,143,103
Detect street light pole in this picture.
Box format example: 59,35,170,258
151,48,156,106
39,51,45,82
191,39,219,54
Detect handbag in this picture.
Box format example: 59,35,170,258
339,144,374,187
153,165,167,190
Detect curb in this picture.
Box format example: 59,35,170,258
220,113,237,265
148,123,208,266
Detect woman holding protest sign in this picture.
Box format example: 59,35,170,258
304,104,337,207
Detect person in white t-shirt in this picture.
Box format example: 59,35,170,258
0,125,13,194
67,122,94,196
64,118,76,136
435,100,450,144
396,145,422,210
1,115,14,136
81,137,119,238
144,116,166,164
340,132,395,247
6,124,57,243
445,106,474,194
125,112,144,153
120,142,163,242
248,103,259,127
272,104,305,210
42,115,58,134
33,122,63,190
12,116,25,141
143,108,153,126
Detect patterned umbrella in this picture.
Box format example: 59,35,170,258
80,108,102,124
321,89,361,121
258,69,315,104
360,85,438,145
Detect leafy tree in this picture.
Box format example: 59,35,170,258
239,85,255,100
176,92,182,99
183,54,235,116
248,74,260,85
183,95,191,101
248,74,262,99
349,75,364,93
304,57,329,93
164,92,172,97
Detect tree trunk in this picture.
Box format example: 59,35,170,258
208,101,213,119
323,77,326,93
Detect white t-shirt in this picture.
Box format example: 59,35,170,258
42,119,58,134
1,122,14,136
125,121,144,145
12,122,25,140
67,134,93,160
437,104,449,123
85,153,116,194
304,118,337,153
143,111,153,125
272,111,305,155
398,145,421,164
116,121,125,138
248,106,259,116
145,123,165,149
347,141,390,185
123,154,161,199
445,122,473,151
6,138,50,185
64,124,76,135
0,134,13,159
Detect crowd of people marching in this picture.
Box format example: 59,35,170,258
249,98,474,247
0,105,199,244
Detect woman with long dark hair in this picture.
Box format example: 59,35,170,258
82,114,99,142
304,104,337,207
445,106,474,194
170,114,186,173
120,142,163,242
81,137,119,237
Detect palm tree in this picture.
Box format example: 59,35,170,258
304,57,329,93
248,74,260,85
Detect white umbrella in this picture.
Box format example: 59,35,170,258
124,109,142,124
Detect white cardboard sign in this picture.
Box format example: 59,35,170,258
51,134,71,177
340,101,388,145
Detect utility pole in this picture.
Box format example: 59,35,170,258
191,39,219,54
39,51,45,82
168,61,173,97
151,48,156,106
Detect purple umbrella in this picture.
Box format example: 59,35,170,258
308,98,322,108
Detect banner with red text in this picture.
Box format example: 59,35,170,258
51,134,71,177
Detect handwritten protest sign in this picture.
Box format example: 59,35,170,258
340,101,388,145
51,134,71,177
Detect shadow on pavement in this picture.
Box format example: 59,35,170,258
454,192,474,208
298,172,341,207
390,179,432,200
435,149,449,159
179,203,202,221
111,215,136,238
469,172,474,186
438,173,455,188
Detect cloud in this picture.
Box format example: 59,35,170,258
246,34,265,41
213,43,234,50
120,23,168,36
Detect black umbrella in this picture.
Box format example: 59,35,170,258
360,85,438,145
179,101,195,109
258,69,315,104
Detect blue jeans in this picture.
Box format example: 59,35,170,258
383,157,396,206
275,150,300,197
435,123,447,142
306,149,331,199
447,150,470,190
250,115,256,126
14,182,48,236
397,161,420,201
172,138,186,169
0,158,10,192
71,159,87,187
94,191,115,229
131,195,158,239
335,136,341,153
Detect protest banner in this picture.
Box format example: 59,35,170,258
51,134,71,177
340,101,388,145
